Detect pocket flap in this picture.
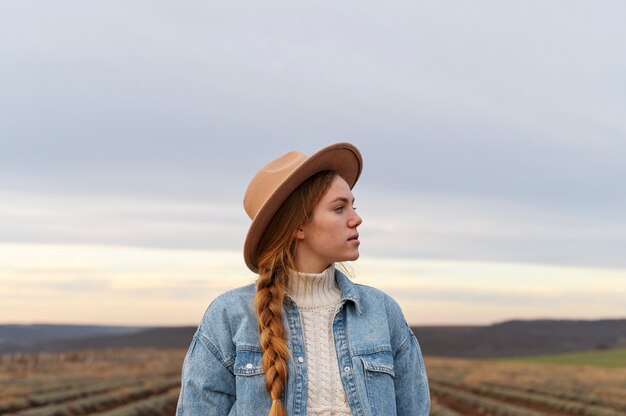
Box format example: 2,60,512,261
360,351,395,377
233,348,265,376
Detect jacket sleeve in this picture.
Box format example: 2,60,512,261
176,331,236,415
393,322,431,416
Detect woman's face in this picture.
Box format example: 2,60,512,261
294,175,362,273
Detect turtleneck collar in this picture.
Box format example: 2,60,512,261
286,263,341,308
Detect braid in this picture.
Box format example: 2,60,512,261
256,267,289,416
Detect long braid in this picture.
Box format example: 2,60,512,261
256,265,289,416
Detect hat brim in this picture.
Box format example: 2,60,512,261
244,142,362,273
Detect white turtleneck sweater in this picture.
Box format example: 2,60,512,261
286,264,352,416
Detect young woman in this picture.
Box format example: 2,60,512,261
176,142,430,416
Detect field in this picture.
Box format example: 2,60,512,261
427,355,626,416
489,347,626,367
2,349,626,415
0,349,184,415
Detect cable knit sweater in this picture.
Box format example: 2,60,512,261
286,264,352,416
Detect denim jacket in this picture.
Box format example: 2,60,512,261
176,268,430,415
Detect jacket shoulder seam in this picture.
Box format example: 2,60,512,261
196,332,236,371
395,324,415,357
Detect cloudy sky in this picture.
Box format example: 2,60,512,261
1,1,624,326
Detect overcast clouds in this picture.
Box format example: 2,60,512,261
1,2,625,279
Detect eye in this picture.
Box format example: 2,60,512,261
352,206,357,211
334,206,344,213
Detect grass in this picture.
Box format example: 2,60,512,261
489,347,626,367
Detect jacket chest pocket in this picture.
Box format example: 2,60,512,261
232,348,273,414
233,349,265,376
359,350,396,415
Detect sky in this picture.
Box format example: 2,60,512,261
1,1,625,326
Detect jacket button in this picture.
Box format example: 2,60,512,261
297,356,304,363
246,363,253,369
344,366,351,372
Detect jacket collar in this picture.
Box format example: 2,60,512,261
335,266,362,315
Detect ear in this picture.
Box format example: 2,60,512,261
294,227,305,240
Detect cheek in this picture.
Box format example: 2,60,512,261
306,214,344,244
308,222,335,244
319,221,344,244
311,227,333,245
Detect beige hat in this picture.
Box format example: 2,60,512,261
243,142,363,273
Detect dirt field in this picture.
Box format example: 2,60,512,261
0,348,184,415
427,355,626,415
2,349,626,415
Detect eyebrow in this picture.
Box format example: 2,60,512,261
329,197,355,204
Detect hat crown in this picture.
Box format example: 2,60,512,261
244,150,308,220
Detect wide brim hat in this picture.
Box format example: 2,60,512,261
243,142,363,273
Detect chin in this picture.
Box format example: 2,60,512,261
342,252,360,262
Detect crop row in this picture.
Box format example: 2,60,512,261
0,375,116,398
10,378,180,416
429,402,463,416
0,377,148,414
93,387,180,416
430,381,553,416
479,380,626,412
431,377,625,416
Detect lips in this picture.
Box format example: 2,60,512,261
348,233,359,241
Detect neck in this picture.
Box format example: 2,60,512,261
286,263,340,308
293,254,331,274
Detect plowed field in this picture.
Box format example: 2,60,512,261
2,349,626,415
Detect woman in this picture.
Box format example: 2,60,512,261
176,142,430,416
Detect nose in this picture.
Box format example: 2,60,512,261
349,210,362,228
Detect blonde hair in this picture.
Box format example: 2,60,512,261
254,170,337,416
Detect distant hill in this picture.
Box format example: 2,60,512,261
32,326,197,352
412,318,626,358
0,324,147,354
3,318,626,358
